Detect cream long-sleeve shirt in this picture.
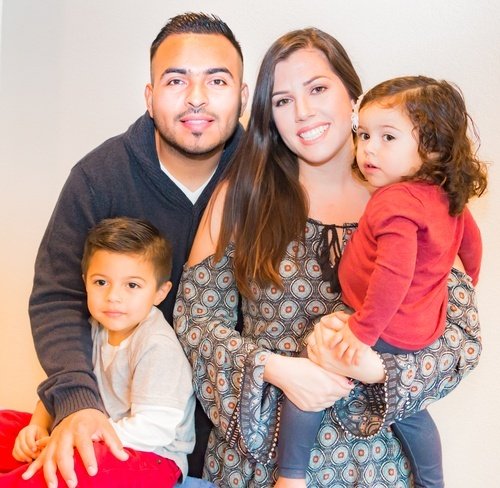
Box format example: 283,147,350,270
91,306,195,479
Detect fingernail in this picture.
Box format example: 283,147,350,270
87,465,97,476
66,479,76,488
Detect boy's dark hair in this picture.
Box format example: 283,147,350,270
150,12,243,63
356,75,487,215
82,217,172,287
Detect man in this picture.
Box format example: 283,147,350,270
26,12,248,488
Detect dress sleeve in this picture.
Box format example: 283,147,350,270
333,268,481,437
173,246,279,463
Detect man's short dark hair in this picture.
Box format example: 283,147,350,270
150,12,243,63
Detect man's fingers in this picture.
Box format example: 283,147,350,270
37,436,50,449
42,452,62,488
51,429,80,488
101,428,129,462
22,454,43,481
71,429,99,478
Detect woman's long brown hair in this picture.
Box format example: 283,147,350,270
215,28,362,297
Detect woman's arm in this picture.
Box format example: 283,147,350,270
263,353,353,412
174,187,353,461
309,268,481,438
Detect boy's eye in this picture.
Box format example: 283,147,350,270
95,279,107,286
358,132,369,141
127,282,140,289
383,134,395,141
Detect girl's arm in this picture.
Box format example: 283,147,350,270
308,268,481,438
458,206,482,285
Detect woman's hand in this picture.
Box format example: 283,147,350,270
308,311,386,384
264,353,353,411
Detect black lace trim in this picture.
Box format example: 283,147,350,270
316,223,357,294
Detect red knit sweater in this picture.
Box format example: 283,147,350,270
339,182,481,350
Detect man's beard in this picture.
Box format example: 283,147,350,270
155,102,241,158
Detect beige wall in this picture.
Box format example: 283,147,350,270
1,0,498,485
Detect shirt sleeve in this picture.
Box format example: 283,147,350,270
458,206,482,286
30,165,108,423
347,189,422,345
109,404,184,451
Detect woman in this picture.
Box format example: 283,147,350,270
174,28,481,487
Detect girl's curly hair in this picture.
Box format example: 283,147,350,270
355,75,487,215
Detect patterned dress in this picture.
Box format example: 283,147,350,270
174,220,481,488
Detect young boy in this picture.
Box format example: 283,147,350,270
0,217,195,487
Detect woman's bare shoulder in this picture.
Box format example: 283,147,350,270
188,182,228,266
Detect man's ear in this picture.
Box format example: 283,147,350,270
154,280,172,306
145,83,154,118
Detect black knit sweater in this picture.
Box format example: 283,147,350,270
29,112,242,426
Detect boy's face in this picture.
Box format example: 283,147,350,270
84,250,171,345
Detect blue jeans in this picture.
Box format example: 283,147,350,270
176,476,216,488
278,339,444,487
374,339,444,488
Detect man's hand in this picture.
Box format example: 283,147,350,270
22,409,128,488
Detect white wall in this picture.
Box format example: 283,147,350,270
1,1,498,486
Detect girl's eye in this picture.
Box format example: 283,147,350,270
95,279,107,286
358,132,369,141
127,282,140,289
383,134,395,142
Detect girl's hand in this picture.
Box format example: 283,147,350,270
308,313,386,384
264,354,353,411
12,424,50,462
326,322,369,366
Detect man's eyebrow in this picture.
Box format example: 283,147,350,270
159,67,234,80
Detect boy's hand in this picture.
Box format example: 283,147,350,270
12,424,50,462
